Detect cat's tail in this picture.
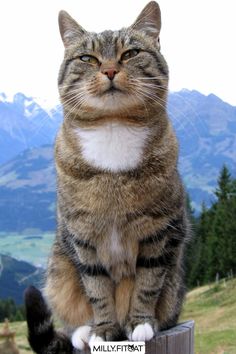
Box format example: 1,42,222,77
24,286,74,354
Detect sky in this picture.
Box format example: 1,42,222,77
0,0,235,107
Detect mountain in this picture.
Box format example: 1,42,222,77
0,254,44,304
0,92,62,165
0,89,235,232
169,90,236,209
0,145,56,232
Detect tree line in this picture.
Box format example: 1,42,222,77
0,298,25,322
186,165,236,288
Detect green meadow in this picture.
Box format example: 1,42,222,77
181,278,236,354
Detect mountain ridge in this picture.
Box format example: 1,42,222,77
0,92,62,165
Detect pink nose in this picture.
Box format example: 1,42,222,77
102,68,118,80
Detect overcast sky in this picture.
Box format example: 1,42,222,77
0,0,235,107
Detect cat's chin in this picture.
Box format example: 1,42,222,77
85,92,139,112
104,86,123,94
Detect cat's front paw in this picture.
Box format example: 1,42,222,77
72,325,92,350
89,322,122,348
125,318,158,341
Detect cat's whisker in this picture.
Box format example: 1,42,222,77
62,92,88,120
63,94,86,105
62,90,88,107
59,82,82,89
135,88,167,110
130,80,164,87
135,76,167,79
134,89,161,106
130,83,168,105
131,77,168,82
134,84,167,92
129,79,167,92
131,90,150,114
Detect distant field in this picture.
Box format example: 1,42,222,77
1,278,235,353
0,232,54,266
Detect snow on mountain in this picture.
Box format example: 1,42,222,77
0,92,62,164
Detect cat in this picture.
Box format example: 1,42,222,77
25,1,190,353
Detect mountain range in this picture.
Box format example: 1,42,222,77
0,92,62,165
0,90,235,232
0,254,44,304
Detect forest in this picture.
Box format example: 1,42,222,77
186,165,236,288
0,298,25,322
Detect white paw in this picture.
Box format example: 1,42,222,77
129,323,154,341
89,334,104,348
71,325,92,350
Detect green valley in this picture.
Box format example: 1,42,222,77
0,232,54,267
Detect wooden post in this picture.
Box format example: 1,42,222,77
145,321,194,354
78,321,194,354
0,319,20,354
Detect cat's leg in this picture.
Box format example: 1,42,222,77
125,265,165,341
48,229,121,347
155,267,186,330
125,215,186,341
58,228,122,344
44,245,93,328
75,248,121,345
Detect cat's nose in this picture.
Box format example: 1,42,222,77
102,68,119,80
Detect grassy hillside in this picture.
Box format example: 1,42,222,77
0,321,32,354
181,277,236,354
0,278,235,353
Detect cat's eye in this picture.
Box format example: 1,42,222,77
120,49,140,61
79,55,99,64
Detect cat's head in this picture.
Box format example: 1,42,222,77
58,1,168,122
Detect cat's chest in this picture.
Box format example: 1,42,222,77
75,122,149,172
99,224,138,282
110,225,125,261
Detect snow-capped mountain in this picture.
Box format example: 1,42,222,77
168,90,236,208
0,92,62,164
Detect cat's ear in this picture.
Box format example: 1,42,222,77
58,11,87,47
131,1,161,41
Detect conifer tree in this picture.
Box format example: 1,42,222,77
205,165,235,280
186,165,236,286
215,164,231,202
187,202,211,286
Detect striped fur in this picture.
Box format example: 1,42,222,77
25,2,191,352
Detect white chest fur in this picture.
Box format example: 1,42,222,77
110,225,124,261
75,122,149,172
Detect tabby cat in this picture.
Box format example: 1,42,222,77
25,2,190,353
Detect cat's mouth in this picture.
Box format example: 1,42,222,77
103,84,123,95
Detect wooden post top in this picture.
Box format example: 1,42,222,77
77,321,195,354
0,319,16,340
